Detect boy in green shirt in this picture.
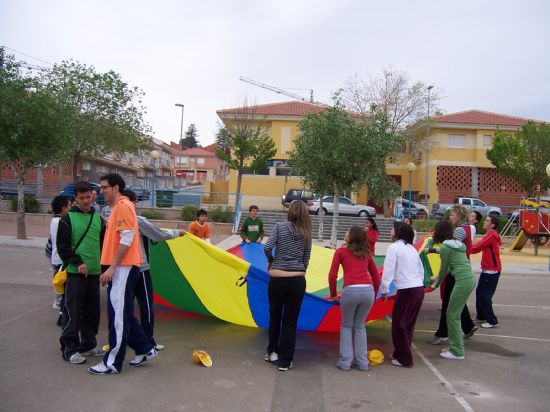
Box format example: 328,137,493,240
240,205,265,243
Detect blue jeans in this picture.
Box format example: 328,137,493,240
476,272,500,325
337,285,375,370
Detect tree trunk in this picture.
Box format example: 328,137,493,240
330,189,340,249
317,196,325,242
233,168,243,233
72,152,81,182
12,164,28,239
383,200,390,218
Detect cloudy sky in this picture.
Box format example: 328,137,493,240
3,0,549,146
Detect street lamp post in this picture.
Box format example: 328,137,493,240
150,149,160,208
175,103,184,188
424,85,434,204
407,162,417,221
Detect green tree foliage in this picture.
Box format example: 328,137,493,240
42,60,151,180
0,51,77,238
216,103,277,214
486,121,550,195
290,103,402,246
181,123,199,149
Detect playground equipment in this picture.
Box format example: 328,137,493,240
502,199,550,251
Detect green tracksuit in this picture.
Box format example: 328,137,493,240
435,240,476,357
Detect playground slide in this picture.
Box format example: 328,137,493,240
509,229,529,251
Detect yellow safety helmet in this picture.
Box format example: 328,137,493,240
367,349,384,366
192,350,213,367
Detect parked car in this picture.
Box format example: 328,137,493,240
128,185,151,201
307,196,376,217
432,196,502,219
60,182,105,205
400,198,430,219
281,189,315,208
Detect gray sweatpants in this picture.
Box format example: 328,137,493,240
337,285,375,370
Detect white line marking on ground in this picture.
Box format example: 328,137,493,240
415,329,550,342
412,343,475,412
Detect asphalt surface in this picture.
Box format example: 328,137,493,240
1,244,549,412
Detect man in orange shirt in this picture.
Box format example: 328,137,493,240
188,209,211,243
88,173,156,375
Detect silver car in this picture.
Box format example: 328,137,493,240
308,196,376,217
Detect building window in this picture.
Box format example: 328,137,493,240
197,157,205,165
448,134,466,148
483,135,492,147
180,156,188,164
190,157,196,163
82,161,91,171
281,126,291,154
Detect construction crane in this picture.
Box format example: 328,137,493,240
239,76,315,103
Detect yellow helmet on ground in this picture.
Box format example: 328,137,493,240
367,349,384,366
192,350,212,367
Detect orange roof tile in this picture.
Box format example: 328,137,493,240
217,101,327,117
204,143,217,152
435,110,544,127
182,147,215,156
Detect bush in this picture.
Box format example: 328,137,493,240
208,206,233,223
413,219,437,233
140,210,165,220
181,205,199,221
10,195,40,213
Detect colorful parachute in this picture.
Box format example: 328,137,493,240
149,235,435,332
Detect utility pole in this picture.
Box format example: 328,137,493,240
424,85,434,203
175,103,184,188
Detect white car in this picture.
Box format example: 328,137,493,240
308,196,376,217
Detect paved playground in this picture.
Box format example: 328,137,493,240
1,227,549,411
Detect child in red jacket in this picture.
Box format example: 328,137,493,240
471,215,502,328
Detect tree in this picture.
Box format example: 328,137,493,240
290,103,401,247
42,60,151,181
341,67,441,135
0,51,77,238
181,123,199,149
215,102,277,217
486,121,550,195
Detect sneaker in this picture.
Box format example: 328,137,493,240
155,344,165,351
390,359,403,367
481,322,498,328
129,348,158,367
277,362,293,371
53,296,62,310
473,317,486,324
441,347,449,352
69,353,86,364
264,352,278,362
464,325,478,339
80,347,106,357
440,350,465,360
88,361,118,375
429,336,448,345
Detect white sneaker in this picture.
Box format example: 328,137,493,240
129,348,158,367
390,359,403,367
264,352,278,362
88,361,118,375
53,296,62,310
155,344,165,351
277,362,293,371
481,322,498,328
69,353,86,364
80,347,106,357
440,350,465,360
429,336,448,345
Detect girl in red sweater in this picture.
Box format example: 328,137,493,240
328,226,380,371
364,217,379,255
471,215,502,328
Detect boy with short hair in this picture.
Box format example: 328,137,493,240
240,205,265,243
189,209,211,243
469,211,482,240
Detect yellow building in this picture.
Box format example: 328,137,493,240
217,103,544,211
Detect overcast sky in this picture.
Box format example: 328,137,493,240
3,0,549,146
